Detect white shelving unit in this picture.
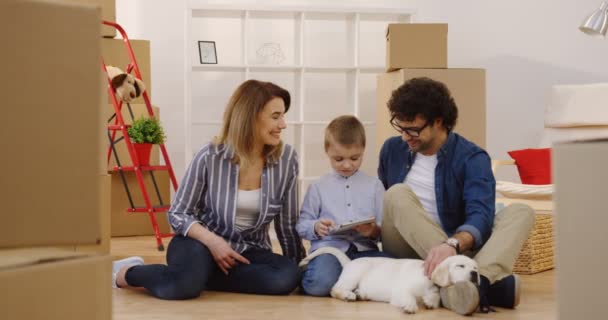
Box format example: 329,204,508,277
185,4,414,197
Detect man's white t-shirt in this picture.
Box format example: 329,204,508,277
404,153,440,225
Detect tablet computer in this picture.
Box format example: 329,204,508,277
329,216,376,234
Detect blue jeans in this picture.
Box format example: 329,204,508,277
125,235,301,300
301,245,392,296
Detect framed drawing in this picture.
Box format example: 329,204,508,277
198,41,217,64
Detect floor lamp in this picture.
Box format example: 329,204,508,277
580,1,608,36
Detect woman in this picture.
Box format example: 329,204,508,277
112,80,306,300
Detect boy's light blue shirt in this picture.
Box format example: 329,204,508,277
296,170,385,253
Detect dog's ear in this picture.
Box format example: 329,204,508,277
111,73,128,90
431,258,452,287
106,66,124,80
133,78,146,97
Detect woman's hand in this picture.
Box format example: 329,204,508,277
353,222,380,238
187,223,251,274
314,219,335,237
206,234,250,275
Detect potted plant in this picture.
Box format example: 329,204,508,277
127,116,166,166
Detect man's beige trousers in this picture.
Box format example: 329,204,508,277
381,184,534,283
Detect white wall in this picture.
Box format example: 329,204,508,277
412,0,608,181
117,0,608,184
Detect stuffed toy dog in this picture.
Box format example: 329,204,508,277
106,66,146,103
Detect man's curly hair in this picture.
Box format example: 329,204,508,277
387,77,458,131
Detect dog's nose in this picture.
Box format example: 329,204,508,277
470,271,479,284
130,92,136,98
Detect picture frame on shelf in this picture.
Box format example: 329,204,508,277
198,41,217,64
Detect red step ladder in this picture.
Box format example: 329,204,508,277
101,20,178,251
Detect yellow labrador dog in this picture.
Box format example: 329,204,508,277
299,247,479,314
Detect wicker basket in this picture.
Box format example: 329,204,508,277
513,213,554,274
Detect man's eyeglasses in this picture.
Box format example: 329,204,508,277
390,117,430,138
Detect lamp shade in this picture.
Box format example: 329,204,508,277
580,1,608,36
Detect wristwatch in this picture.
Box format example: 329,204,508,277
445,237,460,254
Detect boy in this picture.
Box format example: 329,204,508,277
296,115,389,297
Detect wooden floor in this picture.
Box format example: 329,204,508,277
111,236,556,320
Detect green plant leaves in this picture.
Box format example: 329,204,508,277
127,116,166,144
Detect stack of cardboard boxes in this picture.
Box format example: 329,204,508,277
0,1,111,319
1,0,171,317
376,24,486,153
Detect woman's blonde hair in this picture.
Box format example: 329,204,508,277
214,79,291,167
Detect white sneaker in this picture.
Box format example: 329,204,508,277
112,256,144,288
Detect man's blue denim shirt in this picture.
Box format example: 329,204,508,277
378,132,496,249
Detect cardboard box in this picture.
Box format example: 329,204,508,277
554,140,608,319
0,248,111,320
111,170,172,236
48,0,116,37
386,23,448,71
376,69,486,156
70,174,111,254
102,38,151,104
104,104,161,170
0,1,105,248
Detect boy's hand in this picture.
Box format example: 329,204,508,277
354,222,379,239
314,219,335,237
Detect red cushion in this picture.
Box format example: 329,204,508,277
507,148,552,185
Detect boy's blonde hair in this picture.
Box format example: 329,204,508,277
214,79,290,167
324,115,366,151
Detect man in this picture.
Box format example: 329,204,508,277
378,77,534,315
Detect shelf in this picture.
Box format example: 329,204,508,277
304,12,355,67
303,72,355,121
191,6,415,16
247,11,301,66
191,65,384,72
304,66,356,72
249,65,301,71
186,5,414,181
192,65,247,71
358,66,385,72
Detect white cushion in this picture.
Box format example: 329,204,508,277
496,181,553,200
545,83,608,128
540,127,608,145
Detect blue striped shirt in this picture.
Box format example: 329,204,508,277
296,170,385,253
168,142,306,262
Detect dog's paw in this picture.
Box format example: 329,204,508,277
344,291,357,302
400,303,418,314
422,291,440,309
354,289,369,301
393,296,418,314
331,289,357,302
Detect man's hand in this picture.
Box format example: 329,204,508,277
353,222,380,239
206,235,250,275
423,243,457,278
314,219,335,237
